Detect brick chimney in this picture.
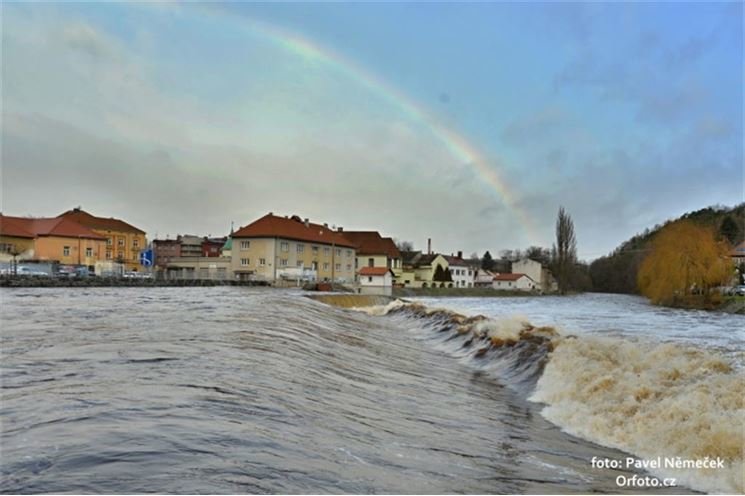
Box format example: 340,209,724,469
338,227,343,232
427,238,432,254
457,250,463,259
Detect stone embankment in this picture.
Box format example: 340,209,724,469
0,276,269,288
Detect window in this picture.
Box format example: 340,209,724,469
335,263,341,271
368,276,373,283
323,262,329,270
312,246,319,254
368,258,374,267
296,261,303,267
335,248,341,256
63,246,70,256
106,238,112,246
106,251,112,260
118,238,125,247
280,259,288,266
324,247,330,255
85,247,93,257
346,264,351,271
0,243,15,253
259,258,266,266
297,244,304,253
240,258,249,266
240,241,250,250
281,242,289,252
347,250,352,257
133,239,139,248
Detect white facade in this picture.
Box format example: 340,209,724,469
492,274,537,291
358,268,393,296
449,262,474,288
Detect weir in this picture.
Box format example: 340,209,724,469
305,293,398,308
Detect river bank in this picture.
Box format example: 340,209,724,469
0,275,269,288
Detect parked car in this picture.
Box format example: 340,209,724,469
735,285,745,296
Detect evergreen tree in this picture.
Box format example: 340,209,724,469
481,251,495,270
720,216,740,245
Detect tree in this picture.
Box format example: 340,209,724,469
720,216,741,245
481,251,495,271
395,240,414,251
433,264,452,282
552,206,577,294
525,246,551,266
637,220,733,306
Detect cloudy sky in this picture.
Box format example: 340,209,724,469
2,2,742,259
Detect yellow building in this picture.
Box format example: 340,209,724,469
340,231,402,281
0,214,106,267
399,251,450,288
231,213,357,283
58,208,147,271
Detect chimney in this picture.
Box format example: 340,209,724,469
337,227,343,232
304,218,309,228
457,250,463,259
323,223,328,228
427,238,432,255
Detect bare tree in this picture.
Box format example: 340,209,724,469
395,239,414,251
552,206,577,294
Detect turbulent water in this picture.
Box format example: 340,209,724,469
1,288,742,494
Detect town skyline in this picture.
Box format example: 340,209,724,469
2,2,742,260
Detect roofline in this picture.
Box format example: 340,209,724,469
231,233,356,248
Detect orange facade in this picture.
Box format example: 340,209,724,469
33,236,106,267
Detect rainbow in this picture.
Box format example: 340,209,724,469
196,8,540,242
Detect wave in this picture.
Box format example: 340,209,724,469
355,300,744,495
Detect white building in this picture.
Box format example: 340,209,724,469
511,258,557,293
474,268,496,288
444,255,474,288
358,267,394,296
492,273,537,291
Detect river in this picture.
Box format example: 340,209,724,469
1,288,742,494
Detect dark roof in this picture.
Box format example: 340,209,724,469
232,214,356,248
0,214,106,240
443,255,468,266
58,208,145,234
342,231,401,258
358,267,393,276
401,251,444,268
493,273,531,281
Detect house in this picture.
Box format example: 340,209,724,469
341,231,402,280
153,239,181,268
358,267,394,296
161,256,232,281
492,273,537,291
511,258,557,293
474,268,497,287
400,251,451,288
57,207,146,272
731,241,745,264
202,237,227,257
230,213,357,283
0,214,106,271
444,252,474,288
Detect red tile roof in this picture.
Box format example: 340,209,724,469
232,214,356,248
58,208,145,234
358,267,392,276
342,231,401,258
0,214,106,240
444,255,468,266
493,273,531,282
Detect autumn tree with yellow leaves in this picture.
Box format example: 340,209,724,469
637,220,733,307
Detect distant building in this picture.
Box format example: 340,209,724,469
492,273,537,291
511,258,557,293
177,235,203,258
474,268,497,288
202,237,227,257
153,239,181,268
58,207,146,272
358,267,394,296
400,251,450,288
341,231,402,281
0,214,106,270
731,241,745,264
161,256,232,281
444,252,473,288
230,213,357,283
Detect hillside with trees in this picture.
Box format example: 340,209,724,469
590,203,745,294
